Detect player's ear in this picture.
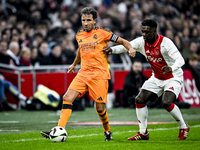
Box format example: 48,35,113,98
94,18,97,24
153,28,157,34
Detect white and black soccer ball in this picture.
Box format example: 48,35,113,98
49,126,67,142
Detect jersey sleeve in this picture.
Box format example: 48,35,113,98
75,30,84,47
111,37,143,54
163,37,185,71
101,29,119,43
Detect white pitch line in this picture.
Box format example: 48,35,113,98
0,130,20,131
0,121,19,123
1,125,200,143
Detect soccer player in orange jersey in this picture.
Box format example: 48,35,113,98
41,7,136,141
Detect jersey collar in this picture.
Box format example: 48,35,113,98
146,34,161,47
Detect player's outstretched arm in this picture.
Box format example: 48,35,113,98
102,47,112,54
116,37,136,57
68,48,81,73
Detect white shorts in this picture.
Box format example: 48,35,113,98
141,76,183,98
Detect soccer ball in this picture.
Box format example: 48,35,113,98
49,126,67,142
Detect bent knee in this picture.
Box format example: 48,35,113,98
135,96,145,104
96,105,105,113
162,100,172,108
96,109,104,114
63,94,73,103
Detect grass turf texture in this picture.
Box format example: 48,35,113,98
0,108,200,150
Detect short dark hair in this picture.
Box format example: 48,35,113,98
133,59,142,64
51,44,60,50
81,7,98,20
189,54,198,61
142,19,157,29
34,32,43,38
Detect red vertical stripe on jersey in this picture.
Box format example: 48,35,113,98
144,35,173,80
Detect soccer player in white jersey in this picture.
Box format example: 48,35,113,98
103,19,189,140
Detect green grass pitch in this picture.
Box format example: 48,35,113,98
0,108,200,150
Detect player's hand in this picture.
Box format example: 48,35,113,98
102,47,112,54
68,64,75,73
129,48,136,57
161,66,172,74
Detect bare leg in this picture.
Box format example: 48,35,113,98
58,89,80,127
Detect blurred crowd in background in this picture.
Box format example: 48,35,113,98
0,0,200,67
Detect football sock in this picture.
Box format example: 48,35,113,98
136,103,148,134
97,109,110,132
165,103,187,128
58,101,73,128
18,93,27,101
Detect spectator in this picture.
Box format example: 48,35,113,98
185,54,200,91
31,47,39,66
0,40,11,65
35,23,49,41
10,34,20,43
182,27,190,48
32,32,44,48
0,0,199,65
174,35,184,52
29,10,42,26
49,44,63,65
1,29,11,42
165,29,174,40
61,35,76,64
37,42,52,65
122,59,148,108
7,41,20,66
19,47,31,66
182,42,198,60
190,28,199,43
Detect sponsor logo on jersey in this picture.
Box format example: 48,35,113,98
80,42,98,48
147,56,163,63
80,42,98,52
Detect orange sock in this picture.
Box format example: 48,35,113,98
57,101,73,128
97,109,110,132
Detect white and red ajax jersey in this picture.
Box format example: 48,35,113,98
111,35,185,80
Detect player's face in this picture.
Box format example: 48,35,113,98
81,14,97,32
141,26,156,44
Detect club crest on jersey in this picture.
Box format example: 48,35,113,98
93,34,98,39
154,49,160,55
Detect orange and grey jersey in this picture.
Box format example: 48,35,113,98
76,27,119,79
